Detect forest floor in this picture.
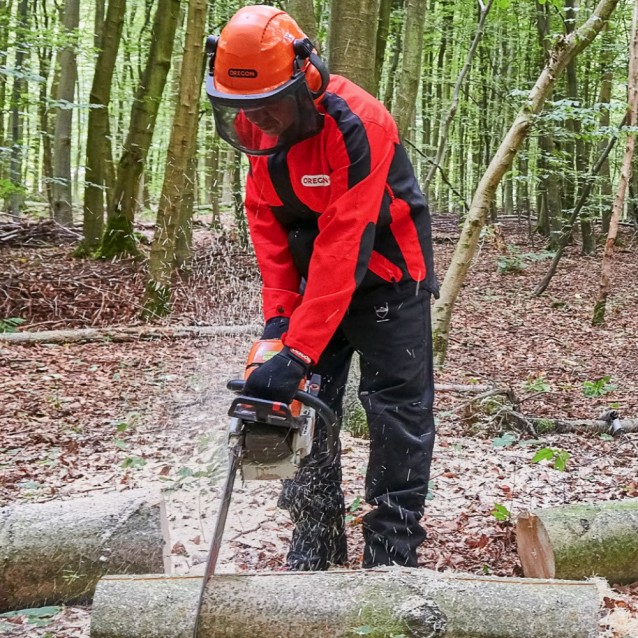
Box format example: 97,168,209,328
1,214,638,637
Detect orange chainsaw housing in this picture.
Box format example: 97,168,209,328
243,339,305,417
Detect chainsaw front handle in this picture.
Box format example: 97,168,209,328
227,379,339,468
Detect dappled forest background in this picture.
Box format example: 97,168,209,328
0,0,636,339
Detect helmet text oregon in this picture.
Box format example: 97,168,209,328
206,6,329,156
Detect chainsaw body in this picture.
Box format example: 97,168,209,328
227,339,324,480
228,395,316,479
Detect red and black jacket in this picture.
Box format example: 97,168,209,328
245,74,437,364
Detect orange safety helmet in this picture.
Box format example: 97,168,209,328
205,5,329,156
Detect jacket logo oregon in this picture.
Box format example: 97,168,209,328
301,174,331,187
228,68,258,78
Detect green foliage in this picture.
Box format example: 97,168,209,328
532,447,570,471
491,432,518,448
523,375,551,393
345,496,363,524
491,503,511,522
497,247,554,274
0,317,25,333
582,375,616,398
0,179,26,199
344,402,368,439
0,607,63,629
120,455,147,469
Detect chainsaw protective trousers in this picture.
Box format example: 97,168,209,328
280,277,435,569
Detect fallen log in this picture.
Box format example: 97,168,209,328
0,489,170,611
0,324,261,345
501,408,637,435
517,499,638,584
91,569,600,638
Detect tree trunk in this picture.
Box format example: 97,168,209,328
7,0,29,217
91,569,600,638
100,0,181,259
517,500,638,584
424,0,493,193
284,0,318,45
0,489,169,612
0,0,9,183
81,0,127,254
175,145,197,267
392,0,427,139
142,0,205,318
598,23,615,233
564,0,595,255
374,0,392,95
328,0,380,95
431,0,620,367
533,115,625,296
592,0,638,326
35,0,54,207
51,0,80,228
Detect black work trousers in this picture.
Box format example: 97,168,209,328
278,278,436,569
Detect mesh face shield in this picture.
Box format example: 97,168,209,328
206,72,324,156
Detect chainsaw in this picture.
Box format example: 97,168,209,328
192,339,338,637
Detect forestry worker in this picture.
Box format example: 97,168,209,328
206,4,439,571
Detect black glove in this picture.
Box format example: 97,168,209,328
261,316,290,340
243,347,309,404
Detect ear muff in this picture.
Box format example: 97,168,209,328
293,38,329,99
206,35,218,75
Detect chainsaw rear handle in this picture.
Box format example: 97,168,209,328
226,379,339,467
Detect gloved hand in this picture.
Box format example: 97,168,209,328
243,346,309,404
261,316,290,340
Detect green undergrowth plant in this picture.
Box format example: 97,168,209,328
532,446,571,471
0,317,25,333
497,246,554,274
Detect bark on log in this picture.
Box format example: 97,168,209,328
0,324,261,345
517,500,638,584
0,489,170,611
91,569,600,638
501,408,637,435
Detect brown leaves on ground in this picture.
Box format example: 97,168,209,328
1,217,638,637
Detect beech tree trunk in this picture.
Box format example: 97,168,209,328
392,0,427,139
284,0,318,45
51,0,80,228
592,0,638,325
423,0,493,193
142,0,206,319
91,569,600,638
328,0,380,95
82,0,127,252
0,489,169,611
100,0,181,259
431,0,620,367
517,499,638,584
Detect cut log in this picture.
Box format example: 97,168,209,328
517,499,638,584
91,569,600,638
0,324,261,345
0,489,170,611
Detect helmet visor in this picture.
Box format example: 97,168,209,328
207,73,323,155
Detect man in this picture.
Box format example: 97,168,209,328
206,5,438,571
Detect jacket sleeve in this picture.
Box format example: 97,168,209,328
284,118,396,364
244,166,302,321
